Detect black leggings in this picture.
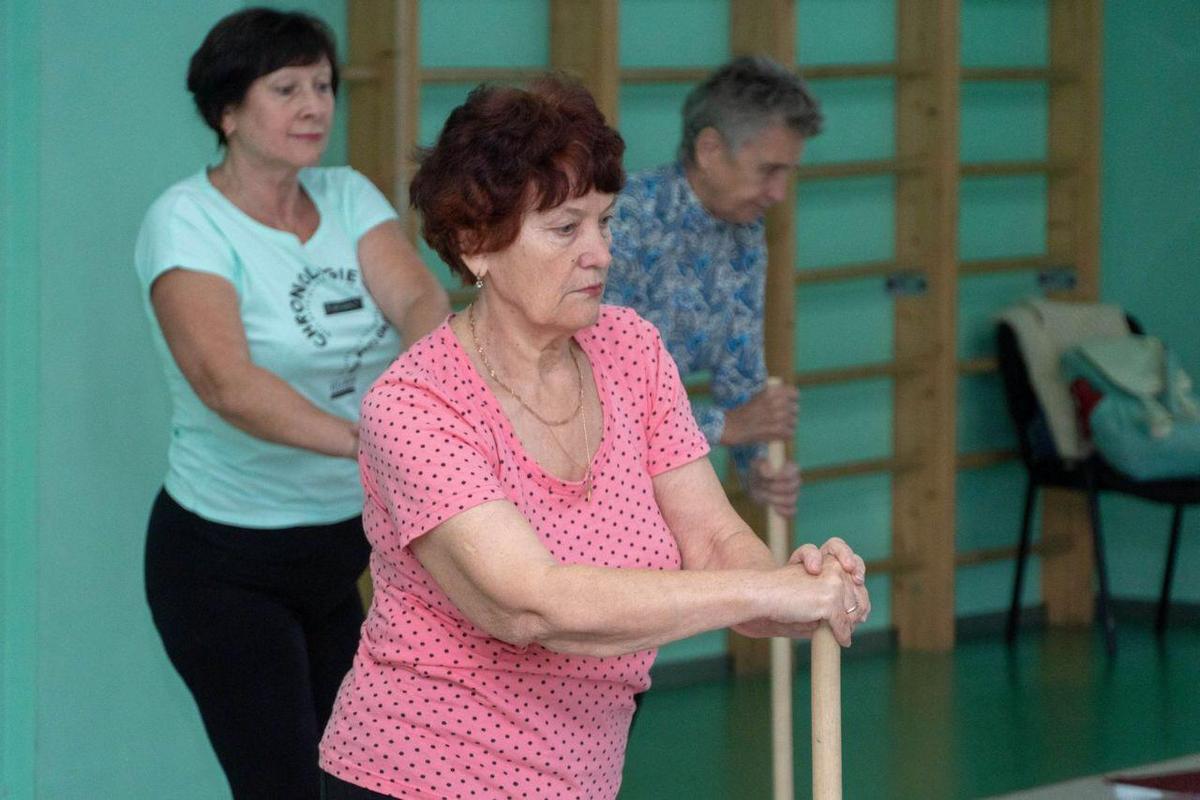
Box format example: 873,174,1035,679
145,489,370,800
321,771,395,799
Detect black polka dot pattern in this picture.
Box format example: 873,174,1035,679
319,306,710,799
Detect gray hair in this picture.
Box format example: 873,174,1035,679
679,55,823,165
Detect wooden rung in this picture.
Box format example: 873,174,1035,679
862,555,921,576
795,358,925,388
725,456,910,486
341,63,379,83
804,456,913,484
955,543,1022,568
961,66,1079,83
687,356,925,397
619,66,709,84
620,63,918,86
801,62,905,80
795,362,895,388
795,260,915,285
1033,534,1074,558
867,534,1074,576
864,534,1073,576
955,534,1073,567
960,160,1072,177
958,254,1062,275
957,356,997,376
956,449,1017,470
797,159,916,180
421,66,547,84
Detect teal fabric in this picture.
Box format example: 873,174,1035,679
134,167,402,527
1062,336,1200,480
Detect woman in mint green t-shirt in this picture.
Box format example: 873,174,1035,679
133,9,448,799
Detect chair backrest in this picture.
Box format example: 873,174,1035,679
996,321,1055,470
995,312,1142,473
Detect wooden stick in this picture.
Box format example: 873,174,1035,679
764,378,842,799
811,624,842,799
764,377,794,800
769,632,793,800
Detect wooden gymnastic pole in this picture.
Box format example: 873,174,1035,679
810,624,842,799
766,377,842,800
765,378,794,800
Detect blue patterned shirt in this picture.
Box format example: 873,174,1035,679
606,162,767,473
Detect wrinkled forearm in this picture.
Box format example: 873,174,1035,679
515,561,835,654
512,564,771,658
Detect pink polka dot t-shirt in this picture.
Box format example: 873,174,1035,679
319,305,710,799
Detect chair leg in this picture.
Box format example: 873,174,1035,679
1087,484,1117,656
1006,477,1038,644
1156,505,1185,636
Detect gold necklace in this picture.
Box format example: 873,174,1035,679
547,403,593,502
468,302,593,501
581,406,592,501
468,302,583,427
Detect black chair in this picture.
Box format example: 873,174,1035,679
996,317,1200,654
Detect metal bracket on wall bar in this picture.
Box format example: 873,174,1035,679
885,271,928,297
1038,267,1077,292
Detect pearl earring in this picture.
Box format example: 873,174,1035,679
474,275,484,289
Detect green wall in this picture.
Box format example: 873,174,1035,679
2,2,346,797
33,6,235,795
2,3,41,798
1,2,1197,797
1098,1,1200,602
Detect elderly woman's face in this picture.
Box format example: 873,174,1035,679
481,189,615,332
221,58,334,169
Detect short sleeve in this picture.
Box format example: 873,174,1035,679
134,191,238,293
640,319,711,476
337,168,400,242
358,374,507,548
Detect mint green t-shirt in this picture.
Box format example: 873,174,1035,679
135,167,403,527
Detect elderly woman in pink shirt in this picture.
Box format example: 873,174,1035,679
319,77,870,800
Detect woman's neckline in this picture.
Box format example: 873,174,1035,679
443,316,610,493
203,166,325,246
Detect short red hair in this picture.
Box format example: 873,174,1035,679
410,75,626,284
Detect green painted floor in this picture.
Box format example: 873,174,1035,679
620,623,1200,799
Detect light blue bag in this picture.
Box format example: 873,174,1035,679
1061,335,1200,480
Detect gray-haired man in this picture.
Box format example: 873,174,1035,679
606,56,822,517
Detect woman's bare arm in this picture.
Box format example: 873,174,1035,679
151,269,359,457
358,219,450,344
408,496,856,658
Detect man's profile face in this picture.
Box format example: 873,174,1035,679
699,123,805,224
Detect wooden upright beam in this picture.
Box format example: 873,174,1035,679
1040,0,1104,625
731,0,796,65
550,0,619,124
728,0,797,675
347,0,419,230
892,0,959,651
1040,487,1096,624
1048,0,1102,302
346,0,420,606
731,0,798,418
346,1,393,195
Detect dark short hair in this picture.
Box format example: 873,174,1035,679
680,55,822,164
410,76,626,284
187,7,339,147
